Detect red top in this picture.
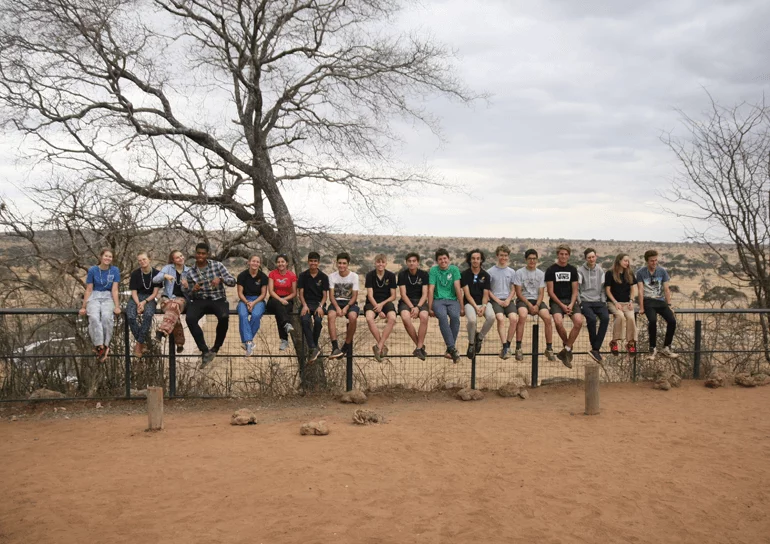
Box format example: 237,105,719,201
269,269,297,298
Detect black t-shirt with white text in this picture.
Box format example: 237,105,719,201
460,268,491,305
544,263,579,301
237,269,269,297
365,270,397,303
397,268,429,301
129,268,159,296
297,269,330,305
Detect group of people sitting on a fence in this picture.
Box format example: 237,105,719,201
80,242,680,368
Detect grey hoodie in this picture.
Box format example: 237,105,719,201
578,263,606,303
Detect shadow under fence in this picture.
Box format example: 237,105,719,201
1,307,768,400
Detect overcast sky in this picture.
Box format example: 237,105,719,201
2,0,769,242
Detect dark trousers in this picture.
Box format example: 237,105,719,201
126,293,157,344
581,301,610,351
185,298,230,353
301,302,324,349
266,298,292,340
643,299,676,349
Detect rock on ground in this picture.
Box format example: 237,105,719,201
498,380,529,399
230,408,257,426
705,370,732,389
130,389,148,398
653,371,681,391
653,379,672,391
28,388,66,400
339,390,367,404
735,372,770,387
300,421,329,435
456,388,484,401
352,409,383,425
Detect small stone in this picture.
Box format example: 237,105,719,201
95,402,103,409
352,409,383,425
340,390,367,404
653,379,672,391
498,382,521,398
456,388,484,401
705,370,731,389
668,374,682,388
518,388,529,400
753,373,770,386
10,415,17,421
735,373,756,387
130,389,148,398
300,421,329,435
230,408,257,425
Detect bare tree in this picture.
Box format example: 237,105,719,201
0,0,473,266
663,95,770,360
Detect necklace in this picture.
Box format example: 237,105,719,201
407,271,421,286
141,268,152,290
375,273,387,289
98,266,110,288
438,268,452,287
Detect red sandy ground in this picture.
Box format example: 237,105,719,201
1,382,769,544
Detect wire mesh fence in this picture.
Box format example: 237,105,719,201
1,307,768,400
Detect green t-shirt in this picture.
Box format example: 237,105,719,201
429,264,461,300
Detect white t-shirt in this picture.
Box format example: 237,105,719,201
487,265,517,300
328,271,360,303
516,267,545,301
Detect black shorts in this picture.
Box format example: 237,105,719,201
398,298,428,314
364,301,396,315
326,299,360,317
550,299,583,316
516,299,549,312
491,300,518,316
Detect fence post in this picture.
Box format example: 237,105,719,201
168,333,176,398
345,346,353,392
693,317,702,379
123,315,131,399
531,322,539,388
471,352,477,390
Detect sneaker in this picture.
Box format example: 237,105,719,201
329,348,344,360
176,345,184,354
627,341,637,355
284,323,294,334
419,347,427,360
557,348,573,369
279,339,289,351
515,348,523,361
381,345,389,358
241,342,248,351
155,330,166,342
413,347,426,360
566,349,574,366
647,348,658,361
500,346,510,360
245,341,254,357
200,350,216,369
589,349,600,363
661,346,679,359
309,347,321,363
372,345,382,362
449,347,460,364
444,349,453,360
475,336,483,355
466,343,475,359
545,348,556,362
610,340,619,356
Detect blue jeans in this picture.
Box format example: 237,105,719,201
433,299,461,349
126,293,156,344
237,297,266,343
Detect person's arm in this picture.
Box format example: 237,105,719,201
568,281,578,309
385,287,396,304
605,285,617,305
219,263,237,287
514,284,524,302
153,266,166,284
366,287,378,307
317,288,328,316
463,285,477,311
80,283,94,315
428,284,435,315
131,289,140,305
399,285,413,308
535,287,544,308
237,284,249,305
546,281,561,308
150,286,160,302
630,283,637,306
285,280,297,301
255,284,267,304
637,282,645,313
268,277,277,299
663,282,672,306
298,287,309,315
418,284,428,307
112,280,121,314
454,279,464,315
346,290,358,313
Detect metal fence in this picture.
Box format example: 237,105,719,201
1,307,768,400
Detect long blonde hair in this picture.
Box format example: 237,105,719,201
612,253,635,284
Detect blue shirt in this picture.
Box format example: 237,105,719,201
635,266,670,301
86,265,120,292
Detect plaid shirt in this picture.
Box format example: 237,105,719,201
185,260,236,300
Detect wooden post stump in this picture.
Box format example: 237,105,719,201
585,364,600,416
147,386,164,431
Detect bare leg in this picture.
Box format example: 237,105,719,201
539,308,554,344
566,313,584,347
379,312,397,349
328,310,338,341
553,313,569,344
506,313,518,343
417,311,429,349
400,310,419,346
516,307,528,341
345,312,358,344
365,311,382,344
495,313,507,343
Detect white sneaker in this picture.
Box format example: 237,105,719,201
660,346,679,359
647,348,658,361
284,323,294,334
246,341,254,357
279,339,289,351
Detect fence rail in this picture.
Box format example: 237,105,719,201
1,307,768,401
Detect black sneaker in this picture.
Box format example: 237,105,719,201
309,347,321,363
449,347,460,364
413,347,426,361
200,350,216,369
372,345,382,362
589,350,600,363
419,347,427,360
466,343,475,359
556,348,568,365
155,331,165,342
176,345,184,354
475,336,483,355
329,348,344,360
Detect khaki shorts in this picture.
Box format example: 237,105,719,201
549,299,583,316
516,299,548,312
491,300,517,316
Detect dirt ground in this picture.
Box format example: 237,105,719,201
1,382,769,544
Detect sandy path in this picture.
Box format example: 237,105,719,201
1,382,769,544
